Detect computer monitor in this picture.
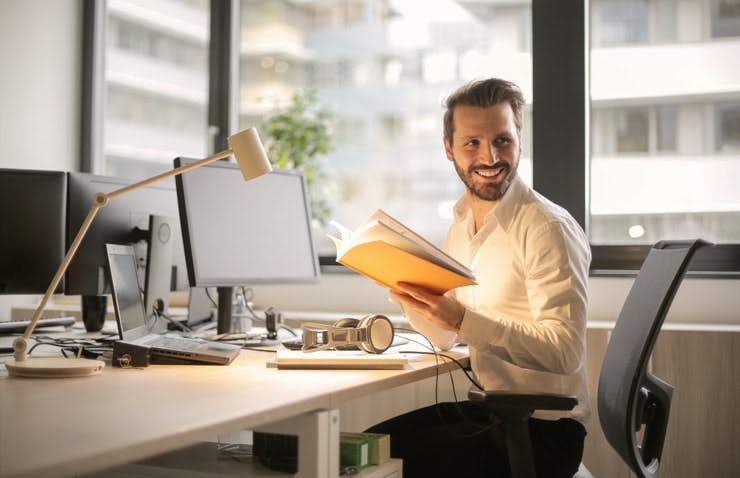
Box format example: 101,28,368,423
66,172,189,329
174,158,320,334
0,169,67,295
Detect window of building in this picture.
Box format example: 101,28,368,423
716,102,740,152
98,0,210,179
712,0,740,38
590,0,740,247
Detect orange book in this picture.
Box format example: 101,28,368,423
329,210,476,294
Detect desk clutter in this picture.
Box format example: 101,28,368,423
85,439,401,478
253,431,394,475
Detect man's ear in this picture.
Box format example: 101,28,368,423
444,138,454,162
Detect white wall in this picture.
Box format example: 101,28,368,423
0,0,82,318
1,0,738,327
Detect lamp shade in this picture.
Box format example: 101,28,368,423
229,127,272,180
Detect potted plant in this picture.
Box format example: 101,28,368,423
260,89,334,226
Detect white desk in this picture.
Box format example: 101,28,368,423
0,332,468,478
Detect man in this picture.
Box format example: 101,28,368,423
367,78,591,477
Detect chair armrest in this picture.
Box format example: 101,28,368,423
469,389,578,412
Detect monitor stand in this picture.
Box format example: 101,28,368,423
216,286,233,335
144,215,174,333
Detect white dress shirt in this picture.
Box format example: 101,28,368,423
406,174,592,423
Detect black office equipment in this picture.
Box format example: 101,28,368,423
66,172,188,330
0,169,67,295
0,317,76,335
468,239,710,478
174,159,320,334
106,244,239,365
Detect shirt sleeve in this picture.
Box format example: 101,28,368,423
457,220,591,374
400,301,458,351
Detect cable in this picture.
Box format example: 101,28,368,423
393,327,492,438
153,310,192,333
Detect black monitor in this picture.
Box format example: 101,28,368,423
66,172,188,329
0,169,67,295
174,159,320,334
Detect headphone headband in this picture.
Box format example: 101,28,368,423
301,314,394,354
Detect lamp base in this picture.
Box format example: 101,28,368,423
5,357,105,378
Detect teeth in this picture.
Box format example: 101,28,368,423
476,169,500,177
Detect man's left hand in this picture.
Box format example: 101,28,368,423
390,282,465,332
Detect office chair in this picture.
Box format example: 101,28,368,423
468,239,710,478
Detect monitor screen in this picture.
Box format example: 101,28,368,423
0,169,67,294
174,159,320,287
66,172,188,296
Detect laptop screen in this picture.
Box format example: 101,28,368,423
106,244,150,341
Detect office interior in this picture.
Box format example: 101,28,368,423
1,1,738,477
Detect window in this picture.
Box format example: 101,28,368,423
716,102,740,152
590,0,740,249
98,0,210,180
712,0,740,38
83,0,739,275
238,0,533,255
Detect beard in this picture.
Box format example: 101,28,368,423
453,159,518,201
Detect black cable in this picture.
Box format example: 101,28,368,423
154,310,192,333
401,350,483,391
394,327,443,403
279,325,298,337
204,287,218,308
393,327,491,437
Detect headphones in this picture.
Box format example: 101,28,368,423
301,314,394,354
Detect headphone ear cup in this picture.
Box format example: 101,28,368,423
357,314,394,354
332,318,360,350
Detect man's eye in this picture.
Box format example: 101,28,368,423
495,137,511,145
466,139,479,147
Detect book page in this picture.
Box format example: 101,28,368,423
369,210,473,278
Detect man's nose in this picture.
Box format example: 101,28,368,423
479,143,497,164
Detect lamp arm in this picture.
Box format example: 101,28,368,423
106,149,233,200
12,148,235,362
13,198,106,360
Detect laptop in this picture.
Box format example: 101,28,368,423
106,244,240,365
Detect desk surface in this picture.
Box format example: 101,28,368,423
0,332,468,478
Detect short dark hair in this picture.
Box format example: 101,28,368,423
443,78,525,144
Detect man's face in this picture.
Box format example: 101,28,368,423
445,103,521,202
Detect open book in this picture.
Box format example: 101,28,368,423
329,210,476,294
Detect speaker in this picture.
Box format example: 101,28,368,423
301,314,394,354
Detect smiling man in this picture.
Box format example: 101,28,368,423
366,78,592,478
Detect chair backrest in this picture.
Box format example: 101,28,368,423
597,239,710,478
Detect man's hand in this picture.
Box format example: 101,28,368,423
390,282,465,332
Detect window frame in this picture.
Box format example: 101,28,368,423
536,0,739,278
81,0,740,278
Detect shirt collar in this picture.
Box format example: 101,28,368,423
452,173,529,232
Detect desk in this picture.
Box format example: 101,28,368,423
0,332,468,478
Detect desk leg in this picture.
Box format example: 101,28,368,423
255,409,340,478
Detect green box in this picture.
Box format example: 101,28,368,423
339,434,371,469
340,432,391,465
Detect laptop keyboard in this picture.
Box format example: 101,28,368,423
148,336,205,351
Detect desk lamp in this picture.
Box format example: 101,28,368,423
5,127,272,378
